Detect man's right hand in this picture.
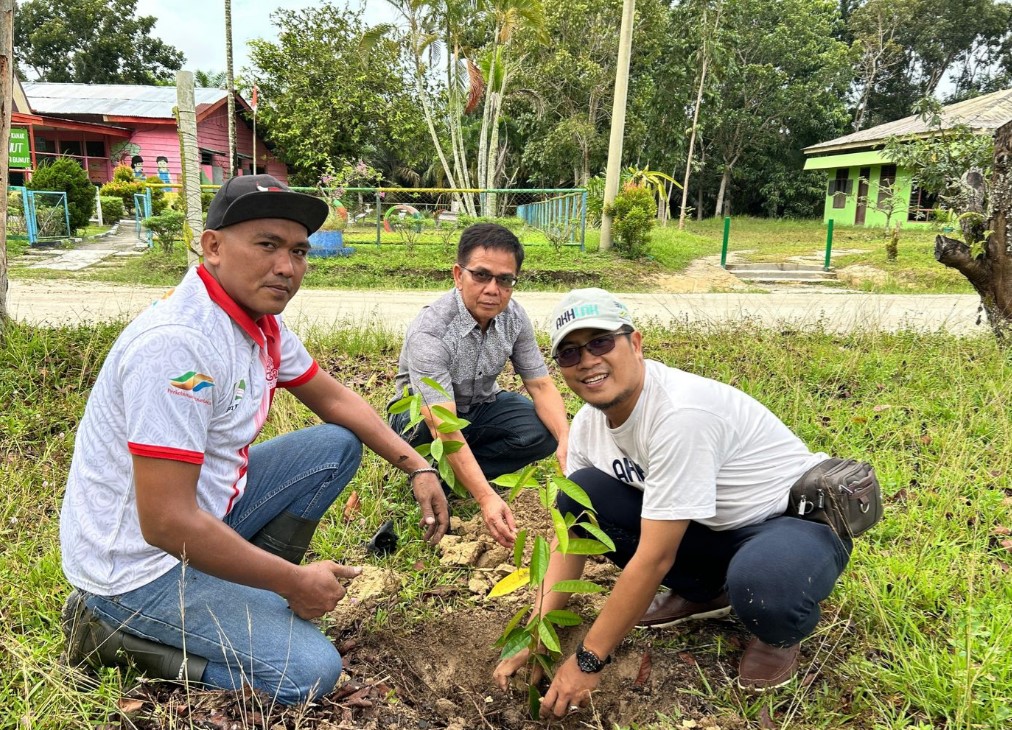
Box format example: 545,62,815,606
478,493,517,548
282,561,362,620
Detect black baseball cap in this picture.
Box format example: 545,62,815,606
204,174,328,234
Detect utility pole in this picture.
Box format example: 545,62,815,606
599,0,635,252
224,0,236,178
0,0,14,326
176,71,203,268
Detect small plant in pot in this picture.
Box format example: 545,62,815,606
309,173,350,258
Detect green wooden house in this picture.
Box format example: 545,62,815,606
803,88,1012,228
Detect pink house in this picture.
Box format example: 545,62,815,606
19,82,288,185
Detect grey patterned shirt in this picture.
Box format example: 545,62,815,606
394,289,549,413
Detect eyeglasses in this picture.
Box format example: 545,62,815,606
461,266,518,290
553,330,631,368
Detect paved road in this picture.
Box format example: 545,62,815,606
8,278,984,336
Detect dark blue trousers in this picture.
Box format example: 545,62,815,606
389,390,557,480
558,467,852,647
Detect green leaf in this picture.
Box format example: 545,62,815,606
550,508,569,553
500,626,532,660
513,528,528,568
564,538,610,555
442,440,464,455
430,404,457,421
409,396,420,423
388,395,413,415
533,651,556,677
554,476,593,510
430,438,444,461
530,535,550,586
414,443,431,458
544,609,582,627
421,377,452,400
538,619,561,653
575,522,615,552
489,568,530,598
547,479,559,507
497,606,530,645
549,579,604,594
527,684,541,721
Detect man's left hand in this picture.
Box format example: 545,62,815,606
539,654,601,719
411,472,449,544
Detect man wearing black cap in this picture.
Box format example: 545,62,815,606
59,175,449,705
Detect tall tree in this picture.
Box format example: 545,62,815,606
852,0,1012,127
703,0,851,216
15,0,184,83
248,3,424,185
224,0,236,179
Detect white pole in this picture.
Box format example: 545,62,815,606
95,185,103,225
252,109,257,175
599,0,635,251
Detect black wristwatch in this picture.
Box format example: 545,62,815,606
575,642,612,673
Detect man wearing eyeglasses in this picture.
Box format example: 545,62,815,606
494,288,853,714
390,223,570,548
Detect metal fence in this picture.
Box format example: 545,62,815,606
5,187,71,245
290,186,588,250
133,190,153,247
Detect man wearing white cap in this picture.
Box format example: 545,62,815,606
60,175,448,705
494,287,861,716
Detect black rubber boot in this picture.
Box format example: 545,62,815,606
61,590,207,682
249,511,320,564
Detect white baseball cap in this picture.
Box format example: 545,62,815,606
550,288,635,357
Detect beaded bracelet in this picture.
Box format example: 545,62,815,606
407,466,439,484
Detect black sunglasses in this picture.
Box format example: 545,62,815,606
461,266,518,290
553,330,631,368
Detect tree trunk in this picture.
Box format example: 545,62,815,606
0,0,14,328
935,121,1012,339
714,167,730,218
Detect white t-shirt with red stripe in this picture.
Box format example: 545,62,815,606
60,265,318,596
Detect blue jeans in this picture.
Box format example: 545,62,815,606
559,468,852,647
389,390,557,479
80,424,362,706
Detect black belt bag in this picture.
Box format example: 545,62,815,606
788,458,883,538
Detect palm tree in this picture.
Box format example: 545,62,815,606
193,68,227,88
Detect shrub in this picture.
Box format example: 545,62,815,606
143,210,185,253
8,190,24,214
605,186,655,259
112,164,135,183
99,196,125,223
170,190,214,214
27,156,96,232
100,179,143,214
145,176,168,215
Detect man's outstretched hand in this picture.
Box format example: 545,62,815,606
411,472,450,544
282,561,361,620
478,493,517,548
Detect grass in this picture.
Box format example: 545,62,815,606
3,318,1011,727
8,216,977,295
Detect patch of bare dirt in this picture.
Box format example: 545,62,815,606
114,489,834,728
836,264,891,288
653,254,751,293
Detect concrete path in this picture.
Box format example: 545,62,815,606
23,222,147,271
8,278,985,336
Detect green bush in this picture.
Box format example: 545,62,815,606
605,185,655,259
112,164,135,183
8,190,24,214
100,179,143,214
99,196,125,222
27,156,96,233
145,176,168,215
170,190,214,214
143,210,185,253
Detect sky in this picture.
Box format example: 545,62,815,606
136,0,397,77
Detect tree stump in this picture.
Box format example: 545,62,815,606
935,120,1012,339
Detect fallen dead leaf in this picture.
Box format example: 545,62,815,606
343,491,361,521
634,651,652,688
758,706,776,729
116,698,145,714
677,651,697,666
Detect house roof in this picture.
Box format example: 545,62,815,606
804,87,1012,155
21,82,249,121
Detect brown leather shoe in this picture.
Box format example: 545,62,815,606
737,637,800,691
637,590,731,628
